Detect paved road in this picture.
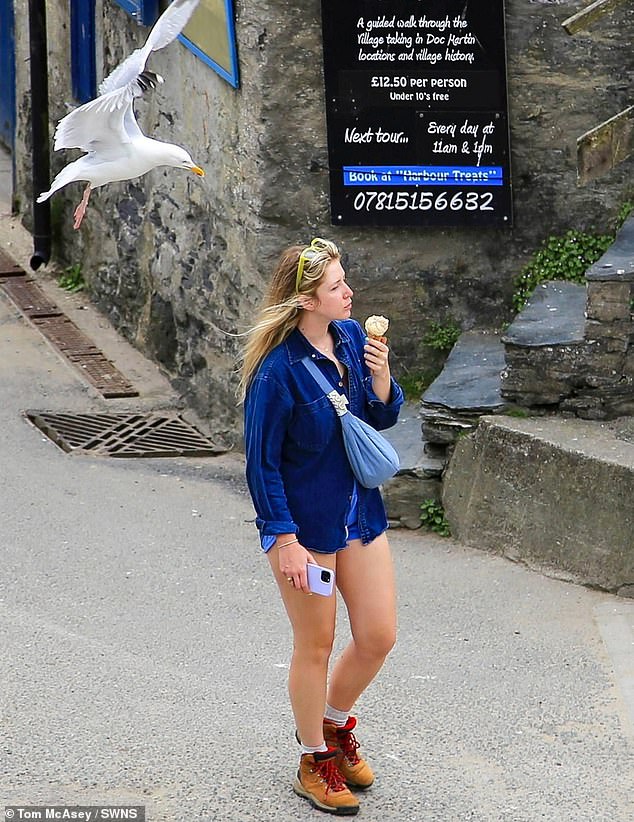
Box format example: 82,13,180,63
1,242,633,821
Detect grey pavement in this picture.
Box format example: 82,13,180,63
1,222,634,822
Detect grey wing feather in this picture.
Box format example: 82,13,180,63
98,47,147,98
99,0,200,96
53,84,138,152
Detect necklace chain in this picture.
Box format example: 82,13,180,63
299,327,334,357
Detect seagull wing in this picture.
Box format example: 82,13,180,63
99,0,200,96
52,76,154,153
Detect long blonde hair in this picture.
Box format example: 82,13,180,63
237,239,340,401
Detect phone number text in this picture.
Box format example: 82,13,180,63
352,190,494,212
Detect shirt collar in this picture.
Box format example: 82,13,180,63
285,321,352,364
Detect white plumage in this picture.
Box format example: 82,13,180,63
37,0,204,229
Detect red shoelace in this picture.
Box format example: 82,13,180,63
314,756,348,794
337,727,361,765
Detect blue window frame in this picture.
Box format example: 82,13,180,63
113,0,239,89
179,0,239,89
0,0,16,147
70,0,97,102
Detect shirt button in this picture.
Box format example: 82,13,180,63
311,353,316,358
338,380,344,387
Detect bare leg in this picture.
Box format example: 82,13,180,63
327,533,397,712
73,184,92,230
268,546,338,747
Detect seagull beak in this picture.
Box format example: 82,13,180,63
191,166,205,177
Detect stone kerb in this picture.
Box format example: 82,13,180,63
442,415,634,596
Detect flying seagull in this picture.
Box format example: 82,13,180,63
37,0,205,230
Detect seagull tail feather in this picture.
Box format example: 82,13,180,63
37,159,87,202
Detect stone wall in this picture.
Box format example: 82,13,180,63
501,216,634,419
12,0,634,436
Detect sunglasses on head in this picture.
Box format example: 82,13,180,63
296,237,329,293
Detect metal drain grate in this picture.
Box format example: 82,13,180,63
1,276,61,317
1,275,138,399
32,316,100,355
32,315,138,397
72,356,139,398
27,411,222,457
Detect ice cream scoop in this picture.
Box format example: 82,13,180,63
364,315,389,343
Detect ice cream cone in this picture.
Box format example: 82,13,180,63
364,315,389,344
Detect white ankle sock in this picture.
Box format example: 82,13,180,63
301,742,329,756
324,704,349,727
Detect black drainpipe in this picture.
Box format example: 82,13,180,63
28,0,51,271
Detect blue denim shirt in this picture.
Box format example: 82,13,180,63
244,319,404,552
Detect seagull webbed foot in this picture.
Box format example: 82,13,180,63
73,184,92,230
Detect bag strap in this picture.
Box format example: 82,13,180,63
301,356,349,417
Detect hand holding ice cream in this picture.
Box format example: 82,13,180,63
363,314,391,401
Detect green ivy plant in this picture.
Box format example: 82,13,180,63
423,321,461,352
420,498,450,537
58,263,85,293
512,202,634,312
615,200,633,227
398,370,439,401
512,230,612,312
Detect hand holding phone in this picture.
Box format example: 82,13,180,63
306,563,335,597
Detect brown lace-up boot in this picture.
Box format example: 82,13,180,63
323,716,375,789
293,747,360,815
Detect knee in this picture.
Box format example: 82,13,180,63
358,626,397,661
293,631,335,666
376,627,397,659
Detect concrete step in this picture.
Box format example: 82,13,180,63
442,414,634,596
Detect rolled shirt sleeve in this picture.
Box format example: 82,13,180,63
363,377,404,431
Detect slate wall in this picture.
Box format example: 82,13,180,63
12,0,634,437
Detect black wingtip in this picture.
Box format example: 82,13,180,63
137,70,163,94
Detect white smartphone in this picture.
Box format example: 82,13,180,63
306,563,335,597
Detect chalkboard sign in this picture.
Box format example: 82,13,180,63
320,0,513,227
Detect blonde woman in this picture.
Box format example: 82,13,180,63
239,239,403,816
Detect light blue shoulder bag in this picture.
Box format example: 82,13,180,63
301,356,400,488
